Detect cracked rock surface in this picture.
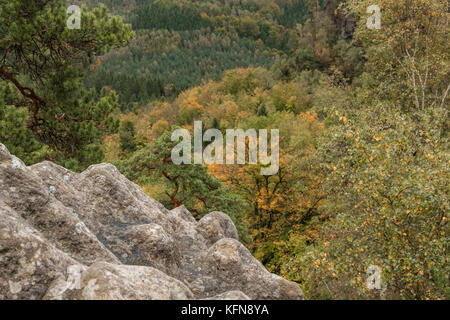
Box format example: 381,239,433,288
0,143,303,300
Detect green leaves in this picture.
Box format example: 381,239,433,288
0,0,133,170
280,0,450,299
117,131,247,237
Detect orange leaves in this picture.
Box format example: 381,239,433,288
178,97,206,124
373,135,383,141
299,111,324,131
187,100,205,112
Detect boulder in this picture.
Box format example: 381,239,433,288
200,238,304,300
0,202,84,300
75,262,193,300
0,143,304,300
197,211,239,247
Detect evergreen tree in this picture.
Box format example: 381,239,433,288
119,120,137,153
211,117,220,129
117,131,248,239
257,103,268,117
0,1,133,169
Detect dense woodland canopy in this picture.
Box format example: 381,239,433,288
0,0,448,299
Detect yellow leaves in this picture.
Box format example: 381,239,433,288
151,119,169,136
373,135,383,141
339,116,348,122
103,134,121,162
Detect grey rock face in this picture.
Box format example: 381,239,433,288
200,238,304,300
75,262,194,300
205,291,250,300
197,211,239,247
0,143,303,300
0,202,83,300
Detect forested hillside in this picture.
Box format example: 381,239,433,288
0,0,448,300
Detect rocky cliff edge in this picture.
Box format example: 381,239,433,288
0,143,303,300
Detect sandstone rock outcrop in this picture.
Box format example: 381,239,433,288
0,143,303,300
